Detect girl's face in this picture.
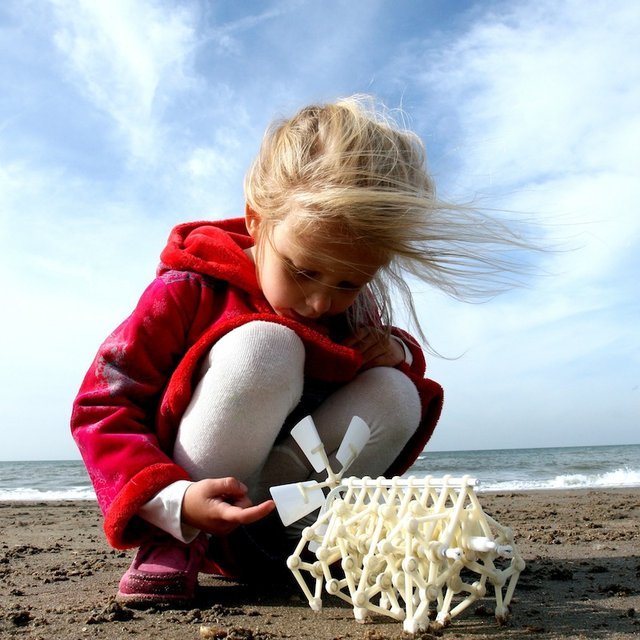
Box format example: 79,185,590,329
246,210,385,324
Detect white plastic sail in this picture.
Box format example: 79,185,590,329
336,416,370,472
290,416,327,473
270,415,371,526
270,481,325,527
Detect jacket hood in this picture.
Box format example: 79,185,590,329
159,217,261,295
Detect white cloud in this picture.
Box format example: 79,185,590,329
418,1,638,181
385,0,640,448
50,0,197,162
395,0,640,306
0,156,173,458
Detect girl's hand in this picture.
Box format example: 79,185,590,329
343,328,405,369
181,477,275,536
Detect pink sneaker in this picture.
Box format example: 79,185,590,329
116,533,209,606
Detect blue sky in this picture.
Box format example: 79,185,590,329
1,0,638,460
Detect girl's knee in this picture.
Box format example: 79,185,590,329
358,366,419,401
207,321,305,389
175,322,306,479
356,367,421,436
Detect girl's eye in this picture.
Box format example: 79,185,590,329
337,281,363,291
283,259,366,291
294,268,318,280
283,260,318,281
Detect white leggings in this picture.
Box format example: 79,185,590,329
173,321,421,502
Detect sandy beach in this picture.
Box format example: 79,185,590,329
0,489,638,639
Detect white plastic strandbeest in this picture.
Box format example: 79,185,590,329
270,416,525,634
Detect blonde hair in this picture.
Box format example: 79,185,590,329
244,95,534,344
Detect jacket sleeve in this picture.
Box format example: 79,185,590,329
384,327,444,477
70,272,213,548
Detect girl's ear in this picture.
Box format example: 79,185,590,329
245,204,261,239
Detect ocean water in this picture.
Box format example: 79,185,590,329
0,460,96,501
409,443,640,491
0,444,639,501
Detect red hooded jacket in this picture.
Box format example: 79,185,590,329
71,218,443,549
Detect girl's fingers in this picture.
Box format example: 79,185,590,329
215,498,275,525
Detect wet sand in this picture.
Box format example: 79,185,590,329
1,489,639,639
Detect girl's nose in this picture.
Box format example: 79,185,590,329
306,291,332,316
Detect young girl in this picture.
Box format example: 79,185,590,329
71,96,524,605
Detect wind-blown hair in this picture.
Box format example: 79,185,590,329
244,95,533,344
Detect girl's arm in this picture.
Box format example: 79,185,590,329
71,272,213,546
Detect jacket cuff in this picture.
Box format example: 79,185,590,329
104,462,191,549
138,480,200,543
390,335,414,366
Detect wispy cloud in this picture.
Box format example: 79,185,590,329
408,2,637,176
50,0,198,162
380,0,640,447
393,0,639,304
